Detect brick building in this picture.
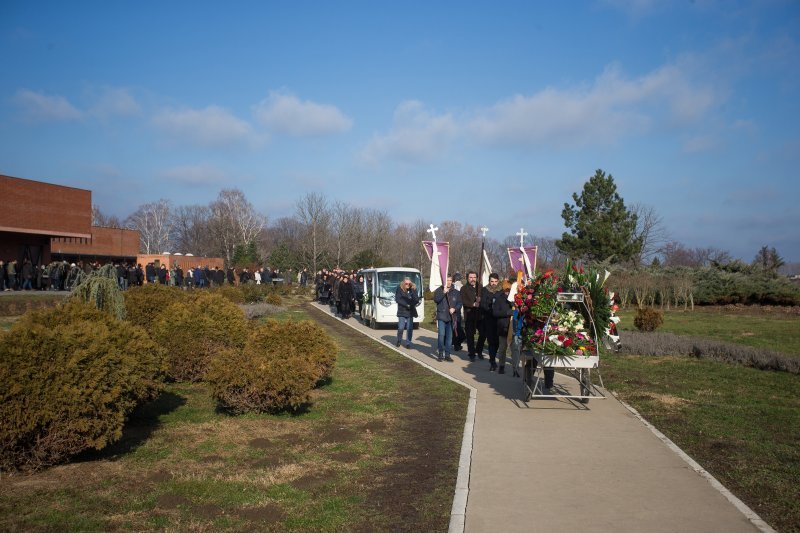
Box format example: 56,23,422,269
0,174,139,265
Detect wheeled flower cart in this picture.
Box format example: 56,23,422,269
521,292,607,405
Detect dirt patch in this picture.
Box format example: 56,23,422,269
146,470,172,483
363,420,387,433
248,437,273,449
201,454,225,463
321,427,358,444
281,433,305,445
291,472,334,492
250,455,285,468
329,450,360,462
193,503,223,519
239,503,285,524
156,494,191,509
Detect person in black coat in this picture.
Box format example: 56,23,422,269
481,273,503,371
394,277,419,348
433,275,462,361
337,274,355,318
492,280,515,374
145,262,156,284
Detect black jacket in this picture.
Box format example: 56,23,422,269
433,286,462,322
395,285,420,318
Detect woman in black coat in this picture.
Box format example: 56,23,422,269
395,277,420,348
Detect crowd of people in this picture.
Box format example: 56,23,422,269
313,267,553,389
315,268,365,319
0,258,313,292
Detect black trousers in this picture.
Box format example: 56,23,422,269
464,308,486,356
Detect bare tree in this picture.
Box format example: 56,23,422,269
631,202,668,267
125,199,173,254
207,189,266,264
295,192,331,273
171,204,211,255
91,204,123,228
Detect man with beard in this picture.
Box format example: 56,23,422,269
460,271,487,361
481,273,503,371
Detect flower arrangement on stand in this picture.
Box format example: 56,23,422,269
514,260,612,357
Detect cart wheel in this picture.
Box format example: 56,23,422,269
579,369,591,403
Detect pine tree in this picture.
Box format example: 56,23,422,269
557,169,642,263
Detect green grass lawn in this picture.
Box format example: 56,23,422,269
617,308,800,356
601,353,800,531
0,306,469,532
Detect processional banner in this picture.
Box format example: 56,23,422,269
422,241,449,292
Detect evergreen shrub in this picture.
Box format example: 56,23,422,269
0,301,166,471
206,320,338,413
240,283,268,303
265,293,282,306
212,285,245,305
124,284,186,334
152,292,249,382
634,307,664,332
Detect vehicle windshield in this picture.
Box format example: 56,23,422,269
377,271,423,300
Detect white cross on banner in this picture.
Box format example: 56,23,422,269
422,240,449,291
507,245,538,279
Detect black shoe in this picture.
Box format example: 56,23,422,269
396,339,401,347
513,370,520,378
469,354,476,361
444,355,453,362
477,353,485,360
490,363,497,371
498,367,505,374
437,352,444,361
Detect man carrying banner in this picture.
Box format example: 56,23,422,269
481,273,503,371
433,275,462,361
461,270,486,361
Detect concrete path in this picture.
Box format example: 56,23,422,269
312,304,768,532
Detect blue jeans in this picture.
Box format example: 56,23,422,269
397,316,414,345
437,319,453,355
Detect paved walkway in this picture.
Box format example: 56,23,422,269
311,304,770,533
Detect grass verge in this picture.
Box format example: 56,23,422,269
601,352,800,531
617,307,800,357
0,305,469,531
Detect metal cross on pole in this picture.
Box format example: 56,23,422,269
517,227,528,247
427,224,439,242
480,226,489,238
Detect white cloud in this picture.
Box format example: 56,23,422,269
89,87,140,119
13,89,82,121
469,63,719,148
160,164,227,185
152,106,254,147
254,91,352,136
360,100,458,164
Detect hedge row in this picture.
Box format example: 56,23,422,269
619,330,800,374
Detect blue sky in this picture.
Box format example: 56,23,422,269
2,0,799,261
